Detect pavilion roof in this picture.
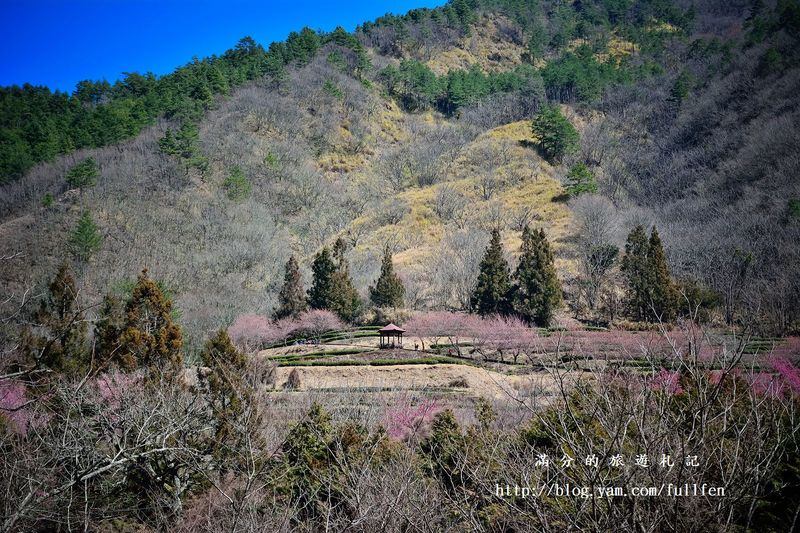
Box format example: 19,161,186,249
378,323,405,334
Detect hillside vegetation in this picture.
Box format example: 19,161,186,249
1,0,799,348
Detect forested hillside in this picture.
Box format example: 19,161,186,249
1,0,799,348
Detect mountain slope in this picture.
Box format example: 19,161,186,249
1,0,799,346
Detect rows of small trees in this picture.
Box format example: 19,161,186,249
268,221,683,331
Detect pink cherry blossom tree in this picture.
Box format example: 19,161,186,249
384,396,441,443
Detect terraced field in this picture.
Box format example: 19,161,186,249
256,324,800,400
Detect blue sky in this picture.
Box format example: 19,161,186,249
0,0,445,93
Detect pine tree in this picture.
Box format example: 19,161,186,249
669,71,693,103
66,157,99,189
118,269,183,376
621,225,650,321
565,162,598,197
329,238,362,322
158,123,208,175
531,105,579,163
94,293,125,368
369,246,405,308
69,211,102,262
420,410,465,489
308,247,337,310
621,226,677,322
223,165,251,200
471,229,512,316
275,255,307,319
281,402,334,520
200,329,248,452
308,240,362,322
647,228,677,321
28,263,89,374
512,226,563,326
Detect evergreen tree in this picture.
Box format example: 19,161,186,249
94,293,125,367
646,228,677,321
531,105,579,163
621,225,650,321
200,329,248,453
564,162,597,197
308,247,337,310
69,211,102,262
66,157,99,189
470,229,512,316
621,226,676,322
307,239,362,322
275,255,307,319
223,165,251,200
158,129,178,155
512,226,563,326
27,263,88,374
281,402,334,521
369,246,405,308
329,238,362,323
420,410,465,491
669,70,693,103
118,269,183,376
158,123,208,175
284,27,322,66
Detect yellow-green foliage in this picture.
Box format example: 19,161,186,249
425,14,528,75
343,118,578,275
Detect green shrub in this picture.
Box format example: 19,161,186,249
788,198,800,219
565,162,598,197
66,157,99,189
223,166,251,200
322,79,344,99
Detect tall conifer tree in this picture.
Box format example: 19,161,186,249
69,211,102,262
647,228,677,321
329,238,362,322
512,226,562,326
118,269,183,376
307,248,336,310
471,229,512,316
275,255,307,319
621,225,650,321
369,246,405,308
95,293,125,367
27,263,89,374
200,329,248,453
307,240,362,322
621,225,677,322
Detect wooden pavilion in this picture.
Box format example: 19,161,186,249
378,323,405,349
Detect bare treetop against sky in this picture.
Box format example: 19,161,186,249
0,0,445,92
